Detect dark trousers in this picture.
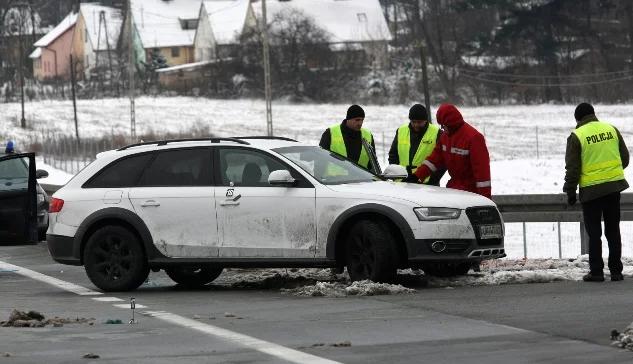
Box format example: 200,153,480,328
581,192,623,275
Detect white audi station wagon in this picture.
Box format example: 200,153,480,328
47,137,505,291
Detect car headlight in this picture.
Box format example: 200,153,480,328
414,207,461,221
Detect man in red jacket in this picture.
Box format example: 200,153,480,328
414,104,492,198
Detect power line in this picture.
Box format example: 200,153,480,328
457,66,633,79
459,72,633,87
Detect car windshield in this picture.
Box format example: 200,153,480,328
274,146,380,185
0,155,29,192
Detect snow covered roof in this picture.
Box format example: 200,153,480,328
34,12,78,47
80,3,123,51
202,0,250,45
131,0,201,48
29,47,42,59
253,0,391,43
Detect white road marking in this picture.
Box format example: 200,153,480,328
144,310,342,364
0,261,102,296
113,303,147,309
92,297,124,302
1,260,342,364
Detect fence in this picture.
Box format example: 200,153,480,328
36,134,128,174
493,194,633,258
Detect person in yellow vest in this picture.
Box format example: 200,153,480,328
388,104,445,184
319,104,377,172
564,103,629,282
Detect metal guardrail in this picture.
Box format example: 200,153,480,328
493,193,633,258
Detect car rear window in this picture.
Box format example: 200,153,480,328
83,153,153,188
137,149,211,187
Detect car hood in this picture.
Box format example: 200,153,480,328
326,181,494,209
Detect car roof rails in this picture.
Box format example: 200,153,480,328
235,136,298,142
117,137,250,151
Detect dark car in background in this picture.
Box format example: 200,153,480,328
0,152,50,242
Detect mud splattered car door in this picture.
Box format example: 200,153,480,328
0,153,37,243
215,147,316,258
128,148,219,257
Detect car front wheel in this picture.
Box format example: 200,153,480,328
165,266,223,287
345,219,398,283
83,225,149,292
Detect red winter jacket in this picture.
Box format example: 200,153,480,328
415,104,492,198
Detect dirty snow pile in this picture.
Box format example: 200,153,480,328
426,256,633,288
611,323,633,351
283,280,415,297
0,309,94,328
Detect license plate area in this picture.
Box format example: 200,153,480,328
479,224,502,239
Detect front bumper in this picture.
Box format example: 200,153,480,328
407,238,505,264
47,234,81,265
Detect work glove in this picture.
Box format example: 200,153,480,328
567,192,577,206
403,174,420,183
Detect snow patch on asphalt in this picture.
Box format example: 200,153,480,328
283,280,415,297
611,323,633,351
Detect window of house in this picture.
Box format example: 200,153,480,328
357,13,367,22
171,47,180,58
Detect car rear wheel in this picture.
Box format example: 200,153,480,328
165,266,223,287
345,219,398,283
83,225,149,292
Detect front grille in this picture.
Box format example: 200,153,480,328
465,207,503,247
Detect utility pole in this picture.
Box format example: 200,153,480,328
102,11,116,96
70,55,79,144
16,2,28,128
127,0,136,141
413,1,431,122
261,0,273,136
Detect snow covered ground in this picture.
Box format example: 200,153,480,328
192,255,633,297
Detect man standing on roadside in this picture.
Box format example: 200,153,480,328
564,103,629,282
414,104,492,198
388,104,445,184
319,104,376,172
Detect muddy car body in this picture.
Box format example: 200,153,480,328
47,137,505,291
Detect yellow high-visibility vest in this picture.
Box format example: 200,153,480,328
397,123,439,182
572,121,625,187
329,124,373,168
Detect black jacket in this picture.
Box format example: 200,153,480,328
388,122,445,185
563,114,629,202
319,120,377,172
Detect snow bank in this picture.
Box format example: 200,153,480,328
215,256,633,298
36,159,74,186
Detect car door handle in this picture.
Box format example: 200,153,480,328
220,194,241,206
140,200,160,207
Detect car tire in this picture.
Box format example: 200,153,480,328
83,225,149,292
165,266,223,287
345,219,398,283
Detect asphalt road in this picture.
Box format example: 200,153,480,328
1,242,632,363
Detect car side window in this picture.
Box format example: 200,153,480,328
137,149,211,187
0,157,29,192
218,148,287,187
83,153,153,188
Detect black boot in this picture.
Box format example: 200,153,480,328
583,273,605,282
610,273,624,281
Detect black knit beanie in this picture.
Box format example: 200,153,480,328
346,105,365,120
574,103,595,121
409,104,428,121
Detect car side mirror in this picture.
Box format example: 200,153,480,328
268,170,297,187
381,165,408,179
35,169,49,179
